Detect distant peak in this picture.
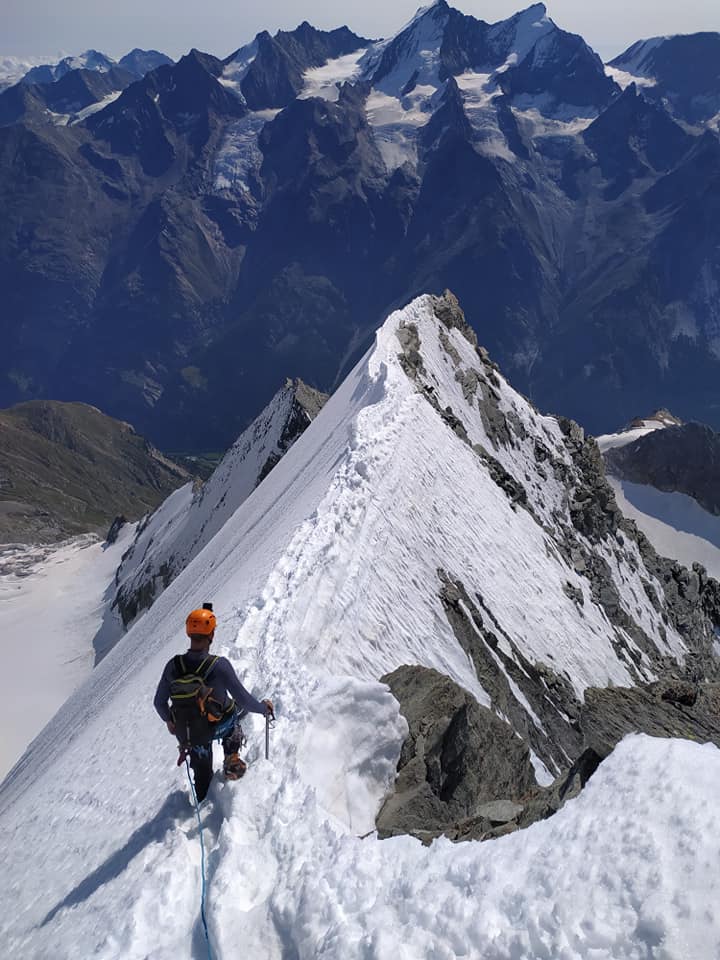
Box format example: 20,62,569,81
410,0,450,22
507,3,550,26
628,410,683,430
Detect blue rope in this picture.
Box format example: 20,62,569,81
185,757,215,960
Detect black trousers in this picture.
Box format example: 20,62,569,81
188,713,245,802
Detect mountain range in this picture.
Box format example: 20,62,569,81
1,3,719,452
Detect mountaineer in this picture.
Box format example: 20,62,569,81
154,603,274,801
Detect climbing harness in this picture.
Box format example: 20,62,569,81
185,757,215,960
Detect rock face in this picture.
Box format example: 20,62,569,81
581,682,720,758
379,666,720,844
0,400,190,543
604,421,720,516
578,83,693,200
240,23,372,110
376,666,537,843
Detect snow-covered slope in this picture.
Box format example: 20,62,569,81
113,378,327,627
610,479,720,581
0,525,134,781
1,295,718,958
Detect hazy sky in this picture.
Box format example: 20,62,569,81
4,0,720,63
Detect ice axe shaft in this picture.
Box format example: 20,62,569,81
265,713,270,760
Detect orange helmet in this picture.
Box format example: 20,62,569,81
186,606,216,637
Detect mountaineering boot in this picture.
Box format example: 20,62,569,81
224,753,247,780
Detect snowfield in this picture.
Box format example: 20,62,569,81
0,526,134,781
0,296,716,958
610,478,720,581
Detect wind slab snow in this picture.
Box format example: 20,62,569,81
2,296,719,959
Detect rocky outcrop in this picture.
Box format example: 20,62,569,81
257,379,328,484
376,666,537,843
437,572,583,777
105,515,128,544
378,666,720,844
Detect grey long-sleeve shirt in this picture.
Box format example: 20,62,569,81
154,650,268,723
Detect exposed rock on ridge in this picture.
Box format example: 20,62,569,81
379,668,720,844
377,292,720,845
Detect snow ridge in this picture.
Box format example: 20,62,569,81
1,295,718,959
113,379,324,630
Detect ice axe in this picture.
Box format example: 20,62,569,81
264,701,275,760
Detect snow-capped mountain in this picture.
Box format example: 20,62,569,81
20,48,172,85
0,47,174,126
118,48,175,78
599,412,720,579
113,378,327,628
21,49,117,84
0,64,134,126
2,294,719,958
609,33,720,124
222,22,373,110
1,5,720,449
0,55,51,92
363,1,615,119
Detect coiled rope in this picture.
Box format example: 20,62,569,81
185,757,215,960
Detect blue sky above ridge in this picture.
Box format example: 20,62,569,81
3,0,720,65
